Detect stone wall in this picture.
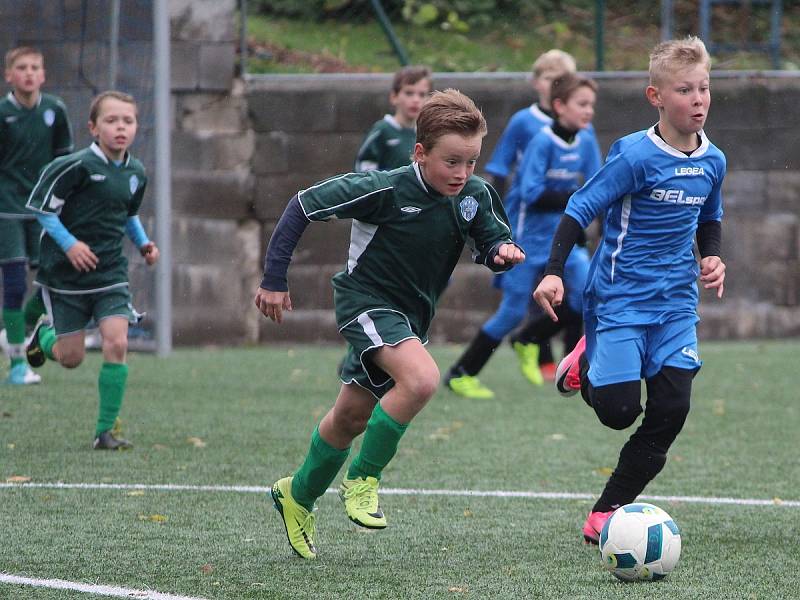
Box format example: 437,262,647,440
247,74,800,344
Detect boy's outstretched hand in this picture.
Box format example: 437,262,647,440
699,255,725,299
140,242,160,266
254,287,293,323
533,274,564,322
494,243,525,266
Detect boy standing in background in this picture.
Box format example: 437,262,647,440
354,65,431,172
0,47,73,385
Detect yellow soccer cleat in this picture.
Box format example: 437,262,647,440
445,374,495,399
512,341,544,386
271,476,317,559
339,476,387,529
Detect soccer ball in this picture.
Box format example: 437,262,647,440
598,502,681,582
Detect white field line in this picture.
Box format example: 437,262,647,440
1,481,798,508
0,573,207,600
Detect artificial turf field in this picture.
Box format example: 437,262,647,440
1,340,798,599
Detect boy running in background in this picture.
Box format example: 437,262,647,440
25,91,159,450
533,37,726,543
446,73,601,399
0,46,73,385
354,65,431,172
255,89,524,560
483,49,595,386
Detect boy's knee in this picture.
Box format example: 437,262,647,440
332,403,371,436
591,380,642,430
59,350,85,369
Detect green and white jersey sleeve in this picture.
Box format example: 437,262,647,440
299,164,514,337
354,115,416,172
27,143,147,293
0,92,74,218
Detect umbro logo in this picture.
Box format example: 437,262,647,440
400,206,421,214
5,116,17,123
386,138,401,146
90,174,106,182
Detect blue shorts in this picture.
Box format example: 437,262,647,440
585,313,702,387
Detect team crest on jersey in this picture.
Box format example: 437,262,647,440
43,109,55,126
129,175,139,195
459,196,478,221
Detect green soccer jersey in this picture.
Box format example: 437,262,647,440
354,115,417,172
0,92,74,218
26,143,147,293
298,163,515,335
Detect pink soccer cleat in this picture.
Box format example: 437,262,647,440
555,335,586,397
582,509,614,545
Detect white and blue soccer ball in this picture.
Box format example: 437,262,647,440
598,502,681,582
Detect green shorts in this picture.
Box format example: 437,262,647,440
338,308,427,399
42,286,134,336
0,217,42,266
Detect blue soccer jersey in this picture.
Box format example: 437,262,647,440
484,104,553,180
565,126,726,322
506,125,602,264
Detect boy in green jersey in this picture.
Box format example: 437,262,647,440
25,91,159,450
256,89,525,560
0,47,73,385
354,65,431,172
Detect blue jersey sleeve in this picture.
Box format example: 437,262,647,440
698,155,725,223
517,135,551,208
565,152,639,228
484,112,527,179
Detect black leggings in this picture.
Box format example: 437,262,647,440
579,359,695,513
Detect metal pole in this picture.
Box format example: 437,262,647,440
239,0,248,76
109,0,120,88
153,0,172,356
661,0,674,41
595,0,605,71
369,0,409,66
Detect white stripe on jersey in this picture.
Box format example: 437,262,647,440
26,159,82,214
482,184,512,236
347,219,379,274
357,313,383,346
610,194,632,283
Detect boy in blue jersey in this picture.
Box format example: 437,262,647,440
446,73,601,400
255,90,524,560
483,49,595,386
354,65,431,172
25,91,159,450
534,37,726,544
0,47,73,385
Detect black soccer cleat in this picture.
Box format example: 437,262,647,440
93,430,134,450
25,318,49,368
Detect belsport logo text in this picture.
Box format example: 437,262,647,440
649,189,707,206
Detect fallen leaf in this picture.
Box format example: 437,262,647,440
549,433,566,441
200,564,214,575
595,467,613,477
773,497,783,505
463,508,473,517
138,514,168,523
448,586,468,593
127,490,145,496
712,399,725,416
1,411,12,418
7,443,15,449
186,437,206,448
6,475,31,483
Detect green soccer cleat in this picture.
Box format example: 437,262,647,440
339,476,387,529
512,341,544,386
446,373,495,399
271,476,317,559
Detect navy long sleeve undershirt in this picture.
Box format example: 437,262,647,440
260,195,310,292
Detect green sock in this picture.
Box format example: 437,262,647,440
2,308,25,367
291,426,350,512
23,291,46,329
347,403,408,481
96,362,129,437
38,325,57,360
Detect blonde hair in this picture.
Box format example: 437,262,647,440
5,46,43,70
416,89,487,151
532,49,576,78
649,37,711,86
89,90,137,124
